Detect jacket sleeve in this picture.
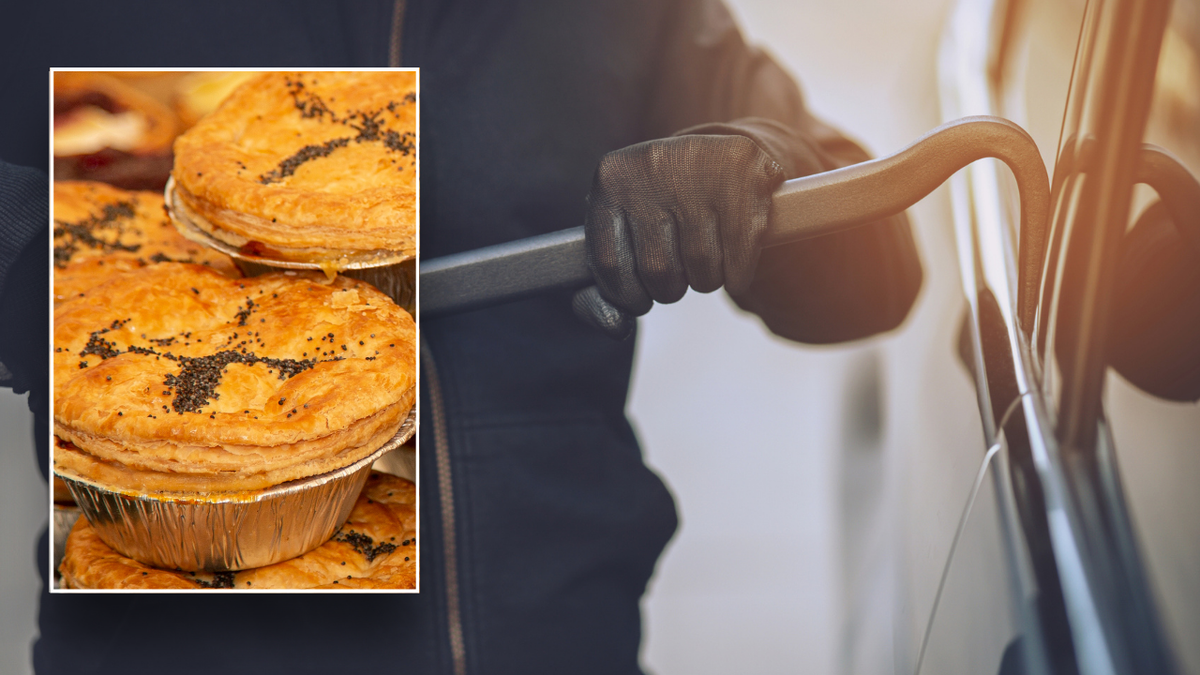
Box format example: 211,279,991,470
642,0,923,344
0,161,50,419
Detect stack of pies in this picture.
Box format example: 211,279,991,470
60,471,417,590
53,69,419,589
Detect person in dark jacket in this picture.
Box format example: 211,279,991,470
0,1,921,673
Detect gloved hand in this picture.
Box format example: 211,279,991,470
573,132,787,339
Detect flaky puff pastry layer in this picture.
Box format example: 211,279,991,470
54,397,408,494
54,181,239,304
53,264,416,493
172,71,417,262
60,471,417,590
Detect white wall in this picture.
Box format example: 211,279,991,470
634,1,960,673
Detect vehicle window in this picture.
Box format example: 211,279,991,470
935,0,1194,671
997,0,1196,672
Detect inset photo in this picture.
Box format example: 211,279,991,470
50,69,418,592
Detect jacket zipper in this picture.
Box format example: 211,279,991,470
398,4,461,670
396,4,461,672
389,0,406,67
421,339,467,675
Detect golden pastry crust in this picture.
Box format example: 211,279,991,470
60,471,417,590
54,181,239,304
53,400,408,493
53,264,416,493
172,71,417,263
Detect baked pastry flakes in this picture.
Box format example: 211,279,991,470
53,263,416,493
172,71,417,264
54,180,239,304
60,471,417,590
54,72,179,190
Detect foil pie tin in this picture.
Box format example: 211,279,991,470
164,177,415,313
57,406,415,573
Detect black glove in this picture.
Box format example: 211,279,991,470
575,132,787,339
